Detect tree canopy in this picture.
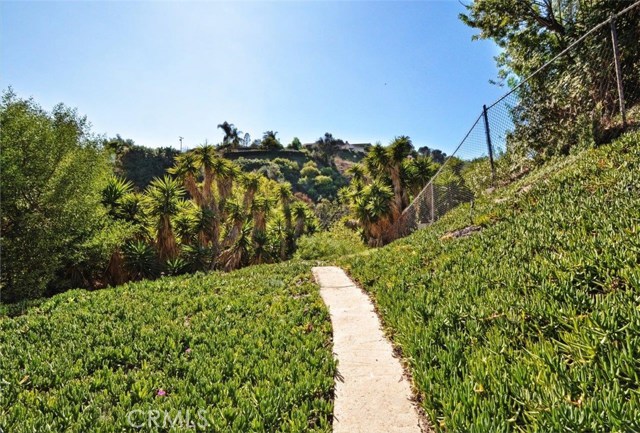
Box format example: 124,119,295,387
0,90,111,301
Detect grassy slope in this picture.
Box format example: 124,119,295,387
340,131,640,432
0,263,335,433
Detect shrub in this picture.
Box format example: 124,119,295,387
0,90,110,302
294,224,366,261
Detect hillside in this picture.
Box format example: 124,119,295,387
112,144,363,202
0,263,335,432
339,131,640,431
2,131,638,432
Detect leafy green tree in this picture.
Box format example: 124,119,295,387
315,132,344,165
461,0,640,156
0,90,110,302
300,161,321,178
288,137,302,150
260,130,283,150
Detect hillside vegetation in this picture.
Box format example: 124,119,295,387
340,131,640,432
0,263,335,432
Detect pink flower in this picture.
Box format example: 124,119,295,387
185,348,192,354
156,389,167,397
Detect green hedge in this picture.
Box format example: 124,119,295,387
0,262,335,432
341,131,640,432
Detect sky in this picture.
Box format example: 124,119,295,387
1,1,505,154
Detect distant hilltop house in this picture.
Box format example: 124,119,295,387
303,141,371,154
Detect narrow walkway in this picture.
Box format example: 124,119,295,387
312,266,426,433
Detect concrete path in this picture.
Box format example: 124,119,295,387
312,266,426,433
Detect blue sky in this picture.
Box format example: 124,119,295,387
1,1,504,154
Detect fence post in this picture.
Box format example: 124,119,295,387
610,16,627,127
430,182,435,222
482,104,496,184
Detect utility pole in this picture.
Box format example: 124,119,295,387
179,136,183,152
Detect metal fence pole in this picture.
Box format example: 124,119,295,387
430,182,435,223
482,105,496,184
610,16,627,127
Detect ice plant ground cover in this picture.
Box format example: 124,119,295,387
0,262,335,432
340,131,640,432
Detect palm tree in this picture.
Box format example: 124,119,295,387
169,152,203,206
217,121,242,150
144,176,185,261
260,130,282,150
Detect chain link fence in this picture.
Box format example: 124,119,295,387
392,2,640,239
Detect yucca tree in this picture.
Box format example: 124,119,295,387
169,152,203,206
144,176,185,261
268,216,289,261
118,192,146,227
214,160,239,221
277,183,294,257
173,201,200,246
250,195,274,264
123,240,157,281
351,180,394,246
387,136,414,210
218,222,252,271
251,195,272,239
192,145,218,208
194,205,216,248
102,176,134,218
403,155,438,196
241,173,261,212
364,144,390,177
277,183,293,231
191,145,223,253
292,202,308,239
222,199,246,248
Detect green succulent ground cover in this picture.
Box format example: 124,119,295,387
0,262,335,432
340,131,640,432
